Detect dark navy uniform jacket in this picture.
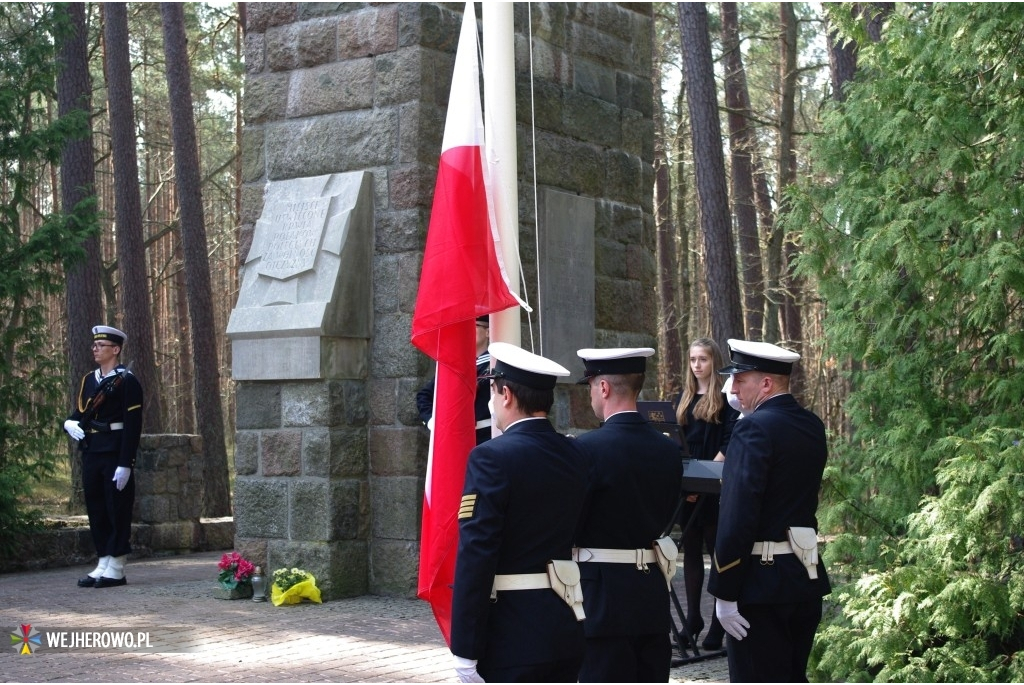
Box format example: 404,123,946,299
69,365,144,468
450,417,590,669
574,412,682,637
708,393,831,604
417,354,492,444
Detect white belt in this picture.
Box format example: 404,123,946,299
573,546,657,570
475,419,492,429
751,540,793,565
492,572,550,592
492,565,586,621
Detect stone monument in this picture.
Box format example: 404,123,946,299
239,2,656,598
228,171,374,599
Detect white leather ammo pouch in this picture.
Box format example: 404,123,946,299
787,527,819,579
652,536,679,589
547,560,586,621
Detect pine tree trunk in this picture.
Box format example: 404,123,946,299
778,2,805,399
653,28,682,397
57,2,102,514
160,2,231,518
103,2,165,432
677,2,744,352
673,90,691,347
721,2,766,340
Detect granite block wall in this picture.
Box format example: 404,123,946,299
239,2,655,597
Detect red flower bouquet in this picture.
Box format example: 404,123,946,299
217,551,255,591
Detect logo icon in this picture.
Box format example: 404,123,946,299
11,624,41,654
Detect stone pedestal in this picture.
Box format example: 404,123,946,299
133,434,207,553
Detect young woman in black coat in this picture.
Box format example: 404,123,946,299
674,337,739,650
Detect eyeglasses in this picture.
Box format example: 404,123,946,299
91,342,117,349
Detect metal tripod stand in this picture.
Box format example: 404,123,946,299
666,472,727,666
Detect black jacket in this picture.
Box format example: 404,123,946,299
573,412,682,637
68,365,143,467
450,418,590,669
708,394,831,603
674,392,739,460
416,354,492,444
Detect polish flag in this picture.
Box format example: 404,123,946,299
410,1,520,646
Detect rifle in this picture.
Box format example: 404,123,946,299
77,368,129,440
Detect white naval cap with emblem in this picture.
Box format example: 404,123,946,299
92,325,127,346
718,338,799,376
484,342,570,390
575,347,655,384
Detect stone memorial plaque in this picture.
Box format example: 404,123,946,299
227,172,373,380
538,189,595,380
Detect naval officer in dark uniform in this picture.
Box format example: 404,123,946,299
417,316,493,444
450,342,590,683
573,347,682,682
708,339,831,682
63,325,144,588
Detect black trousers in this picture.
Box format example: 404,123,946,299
578,633,671,682
478,655,583,683
725,599,822,683
82,451,134,558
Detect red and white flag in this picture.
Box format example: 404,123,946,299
410,2,520,646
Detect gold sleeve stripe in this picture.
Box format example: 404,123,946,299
127,405,142,412
458,494,477,520
715,557,741,573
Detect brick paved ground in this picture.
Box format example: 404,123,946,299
1,551,728,682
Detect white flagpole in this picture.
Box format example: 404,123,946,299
482,2,521,349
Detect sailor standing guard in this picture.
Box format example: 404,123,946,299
417,316,494,444
450,342,591,683
63,325,144,588
573,348,682,682
708,339,831,682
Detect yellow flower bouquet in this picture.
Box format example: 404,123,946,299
271,567,322,606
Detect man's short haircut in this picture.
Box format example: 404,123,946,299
494,377,554,415
601,372,645,398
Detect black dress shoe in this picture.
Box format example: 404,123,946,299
94,576,127,588
77,576,97,588
702,625,725,651
701,636,723,651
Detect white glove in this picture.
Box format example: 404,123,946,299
716,599,750,640
113,467,131,491
64,419,85,441
723,375,746,417
454,655,484,683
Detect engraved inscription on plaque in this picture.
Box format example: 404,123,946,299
257,197,331,280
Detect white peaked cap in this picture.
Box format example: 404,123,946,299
485,342,570,390
575,347,655,383
719,339,799,375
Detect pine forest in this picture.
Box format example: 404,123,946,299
2,3,1023,680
